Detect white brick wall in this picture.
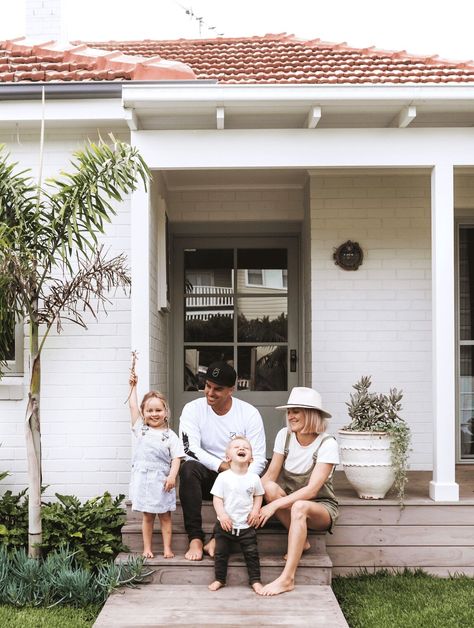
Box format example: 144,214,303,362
25,0,64,40
308,173,433,469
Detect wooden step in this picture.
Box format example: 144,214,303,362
94,584,349,627
122,522,327,554
116,552,332,586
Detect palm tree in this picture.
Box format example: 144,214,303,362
0,137,150,557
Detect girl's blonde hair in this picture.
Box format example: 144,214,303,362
140,391,170,422
286,408,327,435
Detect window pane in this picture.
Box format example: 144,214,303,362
237,297,287,342
185,306,233,342
237,249,288,294
184,249,233,293
460,346,474,459
459,228,474,341
0,317,15,361
184,347,234,391
238,346,287,391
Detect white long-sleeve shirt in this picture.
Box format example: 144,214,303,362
179,396,267,475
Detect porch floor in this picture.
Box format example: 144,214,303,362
333,466,474,504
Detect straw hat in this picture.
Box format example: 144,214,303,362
276,387,332,418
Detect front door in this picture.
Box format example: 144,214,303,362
172,236,300,454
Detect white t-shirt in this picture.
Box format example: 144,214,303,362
273,428,340,474
211,469,265,529
179,396,266,474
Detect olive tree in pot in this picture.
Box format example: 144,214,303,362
338,376,411,504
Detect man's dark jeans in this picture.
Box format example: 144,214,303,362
179,459,217,542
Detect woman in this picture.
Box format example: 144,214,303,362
257,387,339,596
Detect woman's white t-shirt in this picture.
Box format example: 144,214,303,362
273,428,340,474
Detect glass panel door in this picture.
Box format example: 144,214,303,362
173,237,299,454
459,226,474,460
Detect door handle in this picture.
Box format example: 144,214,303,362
290,349,297,372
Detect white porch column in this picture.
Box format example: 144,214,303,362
130,182,151,391
429,163,459,502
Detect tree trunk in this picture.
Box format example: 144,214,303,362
25,321,42,558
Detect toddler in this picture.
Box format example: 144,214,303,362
128,373,184,558
209,436,264,594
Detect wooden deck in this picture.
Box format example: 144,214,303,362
330,467,474,576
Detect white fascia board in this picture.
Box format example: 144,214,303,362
131,127,474,169
0,98,124,124
123,83,474,109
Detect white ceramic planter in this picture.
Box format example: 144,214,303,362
338,430,395,499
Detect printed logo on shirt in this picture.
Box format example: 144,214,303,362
229,431,237,439
246,487,254,496
182,432,198,460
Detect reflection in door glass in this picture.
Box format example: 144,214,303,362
184,347,234,391
237,297,287,343
238,346,287,391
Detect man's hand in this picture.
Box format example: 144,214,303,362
217,513,233,532
218,461,230,472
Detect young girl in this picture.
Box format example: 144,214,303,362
128,373,184,558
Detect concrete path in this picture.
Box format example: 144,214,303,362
94,584,349,627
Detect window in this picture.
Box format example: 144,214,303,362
0,319,23,376
459,225,474,460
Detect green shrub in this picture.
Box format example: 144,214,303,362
0,546,151,608
0,490,127,570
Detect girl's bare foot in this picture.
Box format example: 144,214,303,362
142,549,154,559
203,537,216,557
259,576,295,596
283,539,311,560
163,548,175,558
185,538,203,561
208,580,225,591
252,582,264,594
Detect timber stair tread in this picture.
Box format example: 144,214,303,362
93,584,349,627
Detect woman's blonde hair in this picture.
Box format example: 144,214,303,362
140,391,170,422
286,407,327,435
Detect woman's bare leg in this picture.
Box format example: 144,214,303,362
259,500,331,596
263,481,311,554
142,512,156,558
158,512,174,558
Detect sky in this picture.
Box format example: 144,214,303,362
1,0,474,63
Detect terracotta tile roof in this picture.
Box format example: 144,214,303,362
2,33,474,84
0,38,196,82
79,33,474,85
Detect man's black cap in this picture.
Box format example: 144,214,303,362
205,361,237,387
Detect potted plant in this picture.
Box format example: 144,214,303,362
338,376,411,504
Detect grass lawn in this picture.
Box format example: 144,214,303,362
333,569,474,628
0,604,101,627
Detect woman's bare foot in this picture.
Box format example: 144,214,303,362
259,576,295,596
208,580,225,591
163,548,175,558
142,549,154,559
203,537,216,557
252,582,264,594
283,539,311,560
184,538,203,561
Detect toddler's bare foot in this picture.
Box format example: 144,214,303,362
142,549,154,559
163,548,175,558
259,576,295,596
203,537,216,558
208,580,225,591
283,539,311,560
185,538,203,561
252,582,264,594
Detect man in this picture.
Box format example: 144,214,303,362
179,361,267,561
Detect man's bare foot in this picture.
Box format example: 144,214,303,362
252,582,264,594
283,540,311,560
184,538,203,561
208,580,225,591
142,549,154,559
203,537,216,558
163,548,175,558
259,576,295,596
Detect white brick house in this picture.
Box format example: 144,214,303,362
1,31,474,505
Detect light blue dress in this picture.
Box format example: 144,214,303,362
130,420,184,514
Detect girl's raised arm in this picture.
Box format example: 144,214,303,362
128,373,141,426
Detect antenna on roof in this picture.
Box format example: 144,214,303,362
172,0,225,38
